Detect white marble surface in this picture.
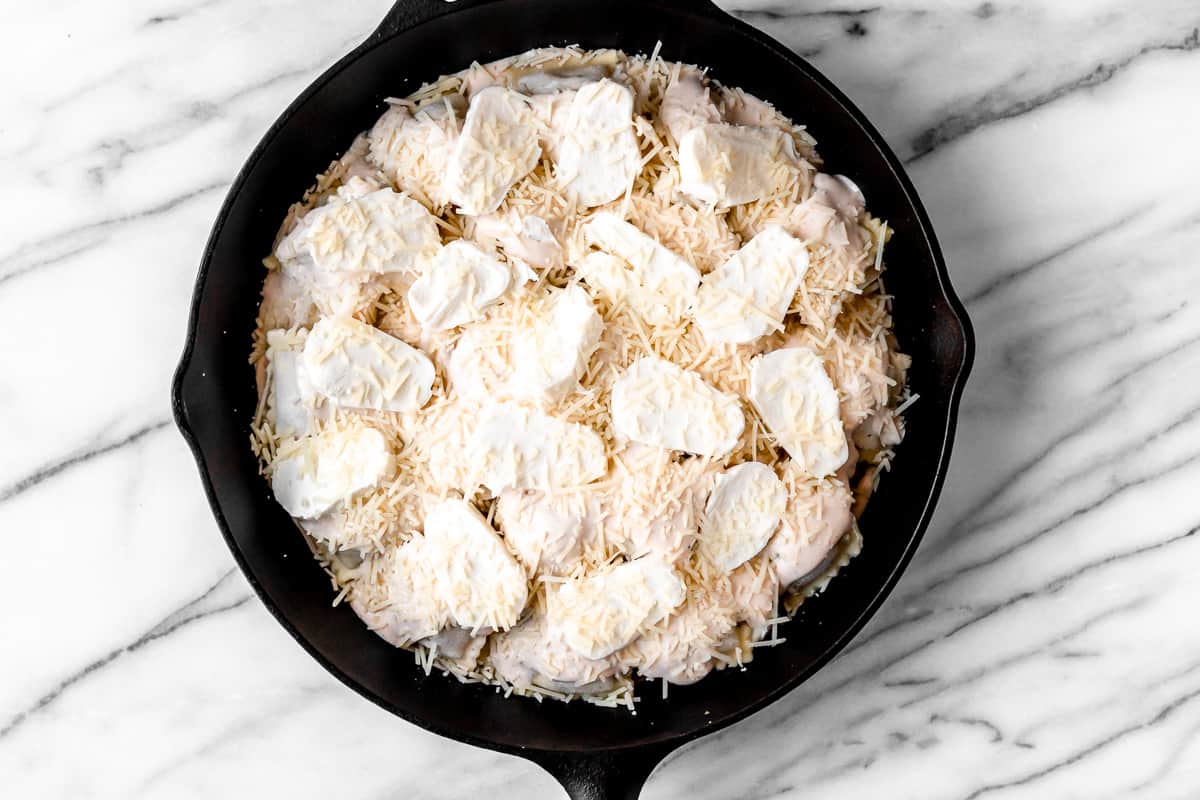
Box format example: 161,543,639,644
3,0,1200,796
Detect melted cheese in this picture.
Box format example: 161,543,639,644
408,240,512,331
470,404,608,494
548,559,686,659
422,498,529,631
446,87,541,215
556,80,642,208
611,357,744,458
678,124,797,207
579,212,700,325
699,462,787,573
693,226,810,344
303,316,434,412
271,424,393,519
749,347,848,477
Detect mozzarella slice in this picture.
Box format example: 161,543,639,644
678,124,796,207
408,240,512,331
349,540,445,647
767,467,854,587
473,211,561,267
422,499,529,632
271,425,393,519
515,66,609,94
303,316,434,412
367,99,462,206
580,212,700,325
749,347,848,477
555,80,641,208
266,330,322,437
660,67,721,143
470,404,608,494
693,226,810,344
611,357,744,458
495,489,603,575
275,188,441,277
510,284,603,403
547,559,686,660
446,87,542,215
699,462,787,572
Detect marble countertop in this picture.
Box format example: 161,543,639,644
4,0,1199,796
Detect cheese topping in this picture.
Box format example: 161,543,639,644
366,98,463,207
548,559,686,659
693,226,810,344
510,284,603,404
556,80,642,208
275,187,441,277
446,86,542,215
265,329,322,437
408,239,512,331
271,424,393,519
750,347,848,477
252,46,908,707
699,462,787,573
580,212,701,326
495,489,604,576
678,124,797,207
303,316,434,412
469,404,608,494
421,498,529,632
611,357,745,458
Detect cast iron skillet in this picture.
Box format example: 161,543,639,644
172,0,974,796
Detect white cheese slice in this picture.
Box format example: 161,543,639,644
693,226,810,344
749,347,848,477
510,284,603,404
515,65,609,94
547,559,686,660
407,240,512,331
580,212,700,325
274,188,441,277
555,80,641,208
660,67,721,143
472,211,562,267
265,330,322,438
422,498,529,632
271,425,393,519
303,316,434,412
495,489,603,576
445,87,542,215
470,404,608,494
699,462,787,573
678,124,797,207
350,540,445,648
611,357,744,458
366,98,462,207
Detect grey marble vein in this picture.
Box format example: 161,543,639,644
0,419,170,503
0,569,249,741
909,26,1200,161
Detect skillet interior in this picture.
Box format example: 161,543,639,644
173,0,973,781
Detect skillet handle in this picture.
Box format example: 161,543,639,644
368,0,730,44
526,746,675,800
